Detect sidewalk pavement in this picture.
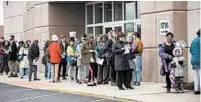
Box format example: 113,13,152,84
0,73,200,102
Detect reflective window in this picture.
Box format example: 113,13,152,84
104,2,112,22
125,23,134,35
87,27,93,35
124,1,136,20
95,3,103,23
114,1,123,21
137,1,141,19
137,24,141,34
87,5,93,24
95,26,103,35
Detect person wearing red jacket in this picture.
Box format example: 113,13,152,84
49,35,62,83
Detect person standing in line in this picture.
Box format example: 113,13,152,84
112,32,131,90
18,41,29,79
67,38,77,82
0,40,10,75
190,29,200,95
58,35,68,81
107,30,117,86
49,35,62,83
125,35,136,89
158,32,177,93
8,35,18,77
28,40,40,82
81,34,96,86
44,40,52,82
96,34,110,85
133,32,144,86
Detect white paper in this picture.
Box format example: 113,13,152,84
89,50,94,52
33,59,38,65
124,44,130,54
96,58,104,65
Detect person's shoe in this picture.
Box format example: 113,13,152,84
33,78,41,81
97,82,102,85
132,81,136,85
175,88,179,93
194,91,200,95
111,82,116,86
166,89,171,93
62,77,67,80
103,82,109,85
8,73,13,77
28,79,31,82
93,82,97,86
135,82,141,86
0,73,3,75
87,82,94,86
20,77,23,79
118,87,125,90
126,86,134,90
13,74,18,77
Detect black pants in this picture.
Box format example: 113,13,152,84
28,60,38,80
110,56,116,83
58,58,67,78
165,72,171,89
88,62,97,82
116,70,130,88
128,69,134,85
0,60,9,73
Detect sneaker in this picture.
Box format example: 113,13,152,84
118,87,125,90
8,73,13,77
126,86,134,90
13,74,18,77
135,82,141,86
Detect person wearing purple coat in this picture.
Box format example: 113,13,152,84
158,32,177,93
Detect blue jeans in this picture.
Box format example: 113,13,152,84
20,67,26,77
133,56,142,83
47,63,52,80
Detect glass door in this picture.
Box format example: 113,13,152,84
104,23,124,34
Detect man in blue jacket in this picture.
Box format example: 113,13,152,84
190,29,200,95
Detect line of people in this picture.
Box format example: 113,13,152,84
0,31,144,90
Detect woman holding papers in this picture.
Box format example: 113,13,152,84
95,34,110,85
112,32,131,90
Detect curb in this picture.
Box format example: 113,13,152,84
48,88,144,102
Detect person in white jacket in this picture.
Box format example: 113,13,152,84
19,41,29,79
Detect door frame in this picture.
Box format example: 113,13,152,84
103,23,124,33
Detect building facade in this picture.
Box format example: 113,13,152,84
3,1,200,82
0,25,3,37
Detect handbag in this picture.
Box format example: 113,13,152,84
18,55,24,61
160,65,165,76
70,57,77,66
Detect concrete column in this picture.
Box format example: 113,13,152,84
141,1,189,82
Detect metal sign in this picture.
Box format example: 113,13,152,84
160,20,170,35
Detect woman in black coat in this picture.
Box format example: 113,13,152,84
112,32,132,90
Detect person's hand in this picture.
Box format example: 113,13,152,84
168,55,173,60
121,47,125,50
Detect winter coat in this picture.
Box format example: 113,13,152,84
75,41,82,67
112,40,129,71
59,41,68,59
49,41,62,64
19,47,29,68
95,42,111,65
66,45,75,63
158,41,177,72
8,41,18,61
81,41,92,65
190,36,200,69
28,43,40,61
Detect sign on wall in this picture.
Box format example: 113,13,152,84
160,20,170,35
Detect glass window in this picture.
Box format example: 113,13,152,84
137,24,141,34
95,3,103,23
124,23,134,35
87,5,93,24
114,1,123,21
137,1,141,19
104,2,112,22
124,1,136,20
95,26,103,35
87,27,93,35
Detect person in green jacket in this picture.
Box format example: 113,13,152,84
190,29,200,95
